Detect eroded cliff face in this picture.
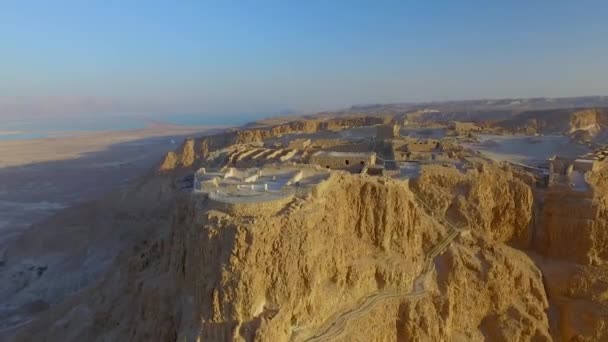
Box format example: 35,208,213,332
196,175,436,341
536,167,608,266
397,243,550,341
569,109,603,134
159,138,197,171
410,164,534,248
407,163,608,341
10,171,553,342
497,108,608,142
532,168,608,341
537,189,608,265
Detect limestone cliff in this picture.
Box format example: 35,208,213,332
569,109,603,133
406,164,608,341
159,138,197,171
536,167,608,265
10,172,551,341
410,164,534,248
496,108,608,142
531,168,608,341
397,243,550,341
537,187,608,265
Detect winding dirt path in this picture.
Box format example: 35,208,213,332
303,289,428,342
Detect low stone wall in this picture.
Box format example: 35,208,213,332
207,192,295,216
310,152,376,169
550,158,599,175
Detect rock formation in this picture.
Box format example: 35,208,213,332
9,169,554,341
410,164,534,247
159,138,197,171
497,108,608,143
531,168,608,340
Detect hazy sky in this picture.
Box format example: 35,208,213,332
1,1,608,118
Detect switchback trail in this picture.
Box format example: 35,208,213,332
296,193,463,342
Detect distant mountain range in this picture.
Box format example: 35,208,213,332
348,96,608,114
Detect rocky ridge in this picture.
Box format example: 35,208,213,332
10,165,558,341
496,108,608,143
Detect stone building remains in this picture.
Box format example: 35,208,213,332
310,151,376,170
450,121,482,135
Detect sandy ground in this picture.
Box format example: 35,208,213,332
0,123,224,168
0,124,224,242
